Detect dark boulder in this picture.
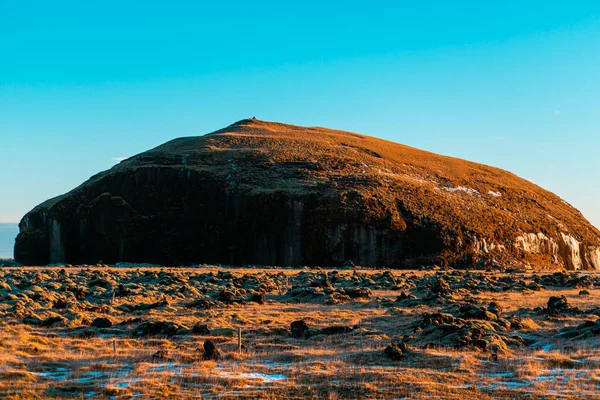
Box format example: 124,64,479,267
203,340,221,360
395,292,416,301
545,295,580,316
216,290,239,304
191,324,210,335
185,298,213,309
487,302,503,318
430,278,451,296
132,321,183,337
420,313,456,328
291,320,310,339
560,320,600,340
91,317,113,328
40,315,67,327
52,298,69,310
318,326,354,336
548,295,569,311
458,304,496,321
384,342,405,360
248,292,265,304
340,287,371,299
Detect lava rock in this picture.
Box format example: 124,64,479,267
248,292,265,304
203,340,221,360
544,295,580,316
458,304,496,321
341,287,372,299
91,317,113,328
291,320,310,339
132,321,183,337
191,324,210,335
430,278,451,296
40,315,68,327
395,292,416,301
384,343,404,360
318,326,354,336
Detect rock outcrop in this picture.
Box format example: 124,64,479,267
14,118,600,269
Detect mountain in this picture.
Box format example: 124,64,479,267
0,223,18,259
14,118,600,269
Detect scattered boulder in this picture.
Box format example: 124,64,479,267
548,295,568,311
291,320,310,339
545,295,579,317
185,298,213,309
487,302,503,318
384,342,404,360
132,321,184,337
203,340,221,360
395,292,416,301
248,292,265,304
216,290,238,304
91,317,113,328
191,324,210,335
40,315,68,327
430,278,451,296
324,292,351,305
420,313,456,327
52,298,69,309
538,272,594,289
415,313,515,352
152,350,169,361
317,326,354,336
458,304,496,321
560,320,600,340
340,287,371,299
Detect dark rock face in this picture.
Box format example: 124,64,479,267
15,175,437,267
14,118,600,268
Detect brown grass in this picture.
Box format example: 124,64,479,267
0,266,599,398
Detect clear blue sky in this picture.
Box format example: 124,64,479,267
1,1,599,229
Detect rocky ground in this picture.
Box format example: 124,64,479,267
0,265,599,399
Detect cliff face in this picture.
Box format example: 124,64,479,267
14,118,600,269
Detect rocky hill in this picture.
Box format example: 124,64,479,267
14,118,600,269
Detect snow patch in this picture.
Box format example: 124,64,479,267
437,186,479,196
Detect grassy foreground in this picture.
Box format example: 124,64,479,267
0,266,599,399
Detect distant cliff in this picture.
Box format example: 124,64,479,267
0,223,18,259
15,118,600,269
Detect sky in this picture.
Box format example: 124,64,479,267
1,1,599,231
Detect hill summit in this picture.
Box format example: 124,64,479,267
15,118,600,269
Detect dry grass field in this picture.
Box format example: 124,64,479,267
0,265,599,399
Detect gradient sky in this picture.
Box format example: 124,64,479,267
1,1,599,229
